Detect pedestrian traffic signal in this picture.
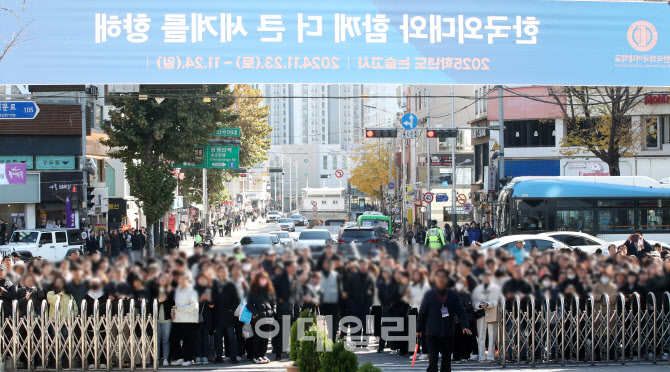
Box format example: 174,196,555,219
86,186,96,206
365,128,397,138
426,129,458,138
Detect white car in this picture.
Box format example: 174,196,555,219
538,231,609,254
481,234,569,253
269,231,293,246
296,229,334,257
267,211,281,223
5,229,84,261
276,218,296,232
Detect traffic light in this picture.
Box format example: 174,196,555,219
269,167,283,173
86,186,96,206
426,129,458,138
320,174,332,179
365,128,397,138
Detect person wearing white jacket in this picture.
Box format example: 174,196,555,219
471,271,501,362
170,274,199,367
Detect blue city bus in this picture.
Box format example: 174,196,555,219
495,176,670,242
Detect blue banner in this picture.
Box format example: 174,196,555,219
0,0,668,85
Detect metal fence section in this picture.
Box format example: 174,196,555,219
0,298,157,371
498,291,670,367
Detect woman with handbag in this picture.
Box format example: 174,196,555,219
472,271,501,362
170,272,199,367
246,272,276,364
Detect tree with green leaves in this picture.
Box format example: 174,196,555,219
102,85,236,251
179,84,272,208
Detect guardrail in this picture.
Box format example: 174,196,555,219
0,298,157,371
498,292,670,366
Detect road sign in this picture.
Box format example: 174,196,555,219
492,141,501,151
335,169,344,178
0,101,40,120
81,231,88,240
457,194,467,205
463,202,473,213
401,113,418,130
388,182,395,189
206,145,240,169
402,130,420,139
312,207,318,212
311,201,318,207
312,211,318,218
214,127,241,137
436,194,449,202
423,192,434,203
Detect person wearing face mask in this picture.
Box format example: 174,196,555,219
417,269,471,372
592,272,617,304
246,272,276,364
84,278,108,369
452,276,475,363
471,272,501,362
558,267,587,299
170,273,199,367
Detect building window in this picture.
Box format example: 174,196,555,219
504,119,556,148
342,157,347,169
322,155,328,170
333,156,338,170
322,200,327,205
645,117,660,149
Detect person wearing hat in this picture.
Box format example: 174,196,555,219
425,220,446,253
510,240,528,264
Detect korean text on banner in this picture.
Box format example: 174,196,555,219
0,163,27,185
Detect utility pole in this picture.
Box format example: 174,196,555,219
497,86,505,182
401,137,406,235
80,98,88,230
203,168,209,232
451,85,458,230
426,86,431,223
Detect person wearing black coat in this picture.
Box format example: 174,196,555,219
103,267,132,316
271,260,302,360
624,230,653,258
84,278,108,368
344,259,375,346
0,264,17,316
212,266,240,364
418,269,471,372
109,231,122,258
194,274,214,364
246,272,276,364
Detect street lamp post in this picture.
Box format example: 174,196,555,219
451,159,471,229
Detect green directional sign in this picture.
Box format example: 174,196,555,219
206,145,239,169
214,127,241,137
175,146,239,169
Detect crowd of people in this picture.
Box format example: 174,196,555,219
0,214,669,371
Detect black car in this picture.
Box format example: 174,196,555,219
336,226,400,260
291,214,307,226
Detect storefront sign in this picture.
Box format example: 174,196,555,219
644,94,670,105
0,163,26,185
86,132,110,157
0,156,34,170
41,172,82,201
1,1,669,85
472,127,489,140
430,155,452,166
108,198,127,230
35,155,76,170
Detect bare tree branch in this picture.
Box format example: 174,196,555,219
0,1,32,63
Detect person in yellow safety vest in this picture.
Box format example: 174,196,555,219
194,229,204,245
425,220,446,250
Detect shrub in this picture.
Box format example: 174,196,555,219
297,328,329,372
319,341,358,372
291,309,317,362
357,362,382,372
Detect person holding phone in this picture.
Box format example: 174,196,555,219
624,229,652,258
